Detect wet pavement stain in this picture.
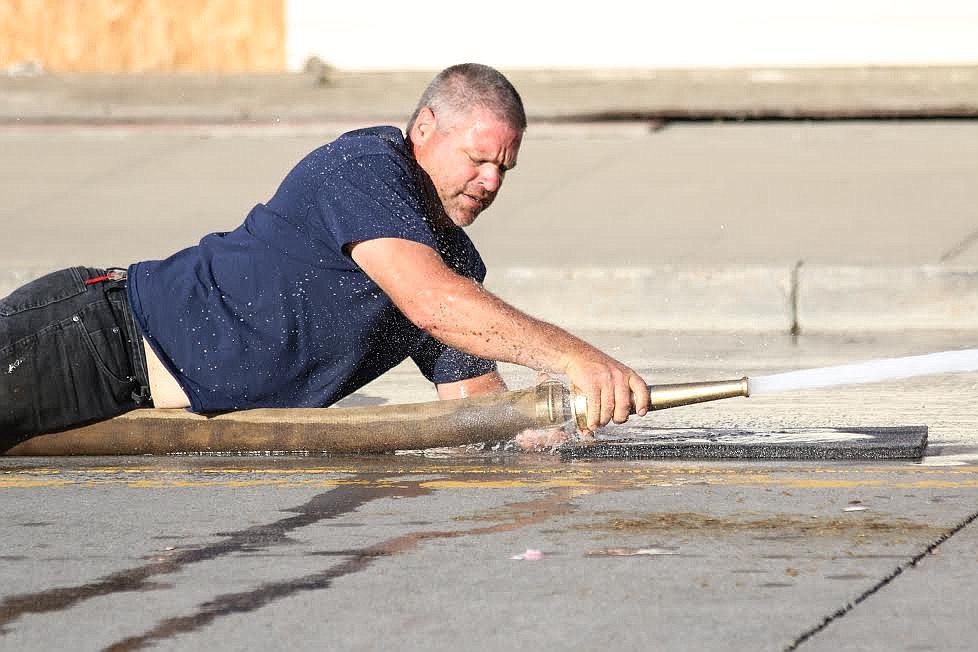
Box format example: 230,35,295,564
0,475,429,635
573,510,942,542
101,486,582,651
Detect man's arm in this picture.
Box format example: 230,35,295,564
349,238,650,431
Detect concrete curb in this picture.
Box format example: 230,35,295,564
489,265,978,333
798,265,978,332
3,265,977,333
486,266,794,332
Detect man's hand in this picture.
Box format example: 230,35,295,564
560,347,650,434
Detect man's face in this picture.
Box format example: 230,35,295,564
411,107,522,228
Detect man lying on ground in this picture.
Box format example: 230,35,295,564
0,63,650,448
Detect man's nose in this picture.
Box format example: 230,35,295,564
478,166,502,193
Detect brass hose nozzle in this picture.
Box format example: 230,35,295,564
566,377,750,431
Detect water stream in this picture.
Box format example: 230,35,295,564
748,348,978,395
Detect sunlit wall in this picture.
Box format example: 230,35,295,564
287,0,978,70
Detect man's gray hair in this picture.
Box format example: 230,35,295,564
406,63,526,135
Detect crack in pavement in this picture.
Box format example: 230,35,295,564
789,259,803,337
785,507,978,651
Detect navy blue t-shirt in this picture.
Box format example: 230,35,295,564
127,127,495,412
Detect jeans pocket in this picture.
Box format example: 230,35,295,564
72,315,132,385
0,267,89,316
1,318,134,441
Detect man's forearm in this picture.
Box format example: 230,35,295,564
412,276,583,375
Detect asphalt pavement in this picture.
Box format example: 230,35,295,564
2,332,977,651
1,69,977,650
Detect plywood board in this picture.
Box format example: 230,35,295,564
0,0,285,72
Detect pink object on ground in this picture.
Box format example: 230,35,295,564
511,548,545,560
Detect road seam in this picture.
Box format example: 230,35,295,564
790,260,803,336
941,227,978,263
784,507,978,651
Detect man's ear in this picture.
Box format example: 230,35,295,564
411,107,437,144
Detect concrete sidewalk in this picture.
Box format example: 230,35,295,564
2,66,978,124
1,68,977,333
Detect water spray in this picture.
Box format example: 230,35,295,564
747,348,978,395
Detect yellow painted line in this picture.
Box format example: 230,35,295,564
896,480,978,489
3,459,976,490
9,463,976,478
4,468,978,490
1,478,77,488
420,479,596,490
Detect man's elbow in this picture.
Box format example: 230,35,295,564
398,294,442,335
396,276,479,335
409,311,439,335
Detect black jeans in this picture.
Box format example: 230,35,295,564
0,267,151,449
